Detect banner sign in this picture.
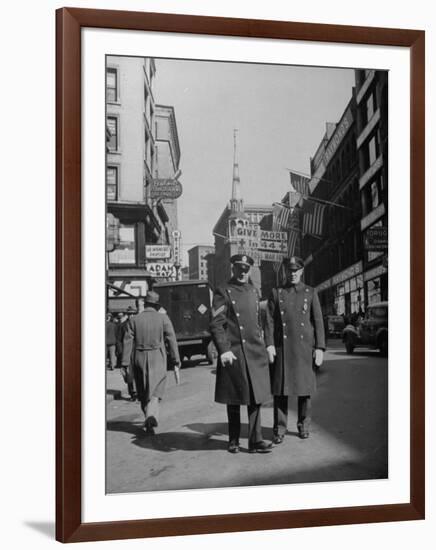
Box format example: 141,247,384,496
145,245,171,259
146,262,176,278
260,230,287,241
258,250,286,262
150,178,183,200
364,226,388,250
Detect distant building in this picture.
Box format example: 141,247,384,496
212,131,273,294
188,245,215,280
180,266,190,280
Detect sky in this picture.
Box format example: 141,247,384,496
154,58,355,266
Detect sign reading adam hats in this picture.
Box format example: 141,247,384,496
150,178,183,200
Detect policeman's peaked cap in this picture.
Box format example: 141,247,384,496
230,254,254,267
284,256,304,271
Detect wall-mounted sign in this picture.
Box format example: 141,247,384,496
146,262,176,278
145,245,171,259
364,226,388,250
150,178,183,200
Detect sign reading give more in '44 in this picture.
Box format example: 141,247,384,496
258,230,287,259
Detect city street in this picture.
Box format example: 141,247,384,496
106,340,388,494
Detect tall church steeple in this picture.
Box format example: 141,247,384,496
229,129,245,216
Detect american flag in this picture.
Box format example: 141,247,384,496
290,171,310,196
272,203,291,230
287,229,298,257
302,201,327,236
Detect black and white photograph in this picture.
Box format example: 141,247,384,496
105,56,388,494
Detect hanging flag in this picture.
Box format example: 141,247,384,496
272,203,290,230
287,229,298,257
302,201,327,237
290,171,310,196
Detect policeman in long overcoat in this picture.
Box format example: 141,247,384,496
122,291,181,434
265,256,325,443
210,254,273,454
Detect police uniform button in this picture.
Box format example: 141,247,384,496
242,339,246,343
283,323,286,327
301,322,304,326
300,335,304,339
236,313,240,317
305,288,309,292
281,311,285,315
240,326,243,330
232,301,236,304
283,335,287,339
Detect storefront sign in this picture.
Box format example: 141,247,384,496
364,226,388,250
150,178,183,200
323,107,354,166
145,245,171,259
331,261,363,286
146,262,176,278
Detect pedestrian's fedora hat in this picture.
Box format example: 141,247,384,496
230,254,254,267
284,256,304,271
126,306,136,314
144,291,160,306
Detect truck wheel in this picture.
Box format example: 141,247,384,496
379,335,388,357
206,342,216,365
345,334,355,354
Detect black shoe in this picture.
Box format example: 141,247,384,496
298,427,309,439
228,440,240,454
129,395,137,402
147,416,158,428
248,441,273,453
272,434,284,445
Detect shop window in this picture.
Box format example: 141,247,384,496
367,277,381,305
106,67,118,102
106,166,118,201
108,224,136,265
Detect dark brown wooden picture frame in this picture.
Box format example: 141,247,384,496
56,7,425,543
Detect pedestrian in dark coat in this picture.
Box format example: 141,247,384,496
210,254,273,454
116,307,137,401
122,292,181,434
265,256,325,443
106,314,117,370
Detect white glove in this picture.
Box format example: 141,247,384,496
174,364,181,385
220,351,237,366
266,345,276,364
313,349,324,367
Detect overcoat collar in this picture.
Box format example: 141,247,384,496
282,281,305,292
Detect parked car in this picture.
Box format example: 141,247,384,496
342,301,388,356
154,279,216,364
325,315,346,338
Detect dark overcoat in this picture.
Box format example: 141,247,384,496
210,279,271,406
265,282,325,396
122,307,180,401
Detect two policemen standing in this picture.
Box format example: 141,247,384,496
265,257,325,443
210,254,273,454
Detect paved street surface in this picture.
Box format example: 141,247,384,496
106,340,388,494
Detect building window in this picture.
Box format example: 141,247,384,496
371,180,379,209
106,68,117,102
107,116,118,151
107,166,118,201
365,92,376,124
368,135,378,165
